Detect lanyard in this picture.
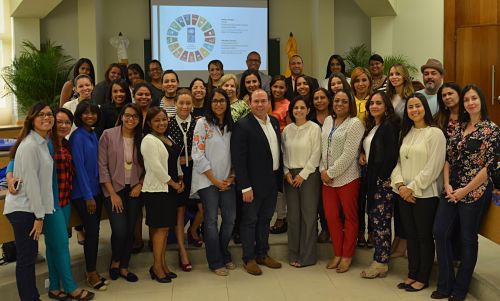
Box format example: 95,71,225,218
176,116,191,167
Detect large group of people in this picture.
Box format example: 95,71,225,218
3,50,499,301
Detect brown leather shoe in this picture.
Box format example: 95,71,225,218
256,256,282,269
244,260,262,275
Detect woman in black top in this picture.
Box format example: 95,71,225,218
359,91,400,278
96,79,132,137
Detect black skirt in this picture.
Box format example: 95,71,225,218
143,191,177,228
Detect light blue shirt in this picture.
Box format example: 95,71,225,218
190,117,232,198
417,89,438,115
3,131,55,218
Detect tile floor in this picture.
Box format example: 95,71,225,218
38,259,478,301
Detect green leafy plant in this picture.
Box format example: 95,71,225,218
1,40,74,112
343,44,418,78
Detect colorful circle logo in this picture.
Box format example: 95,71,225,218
166,14,216,62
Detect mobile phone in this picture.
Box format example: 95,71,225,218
14,179,22,191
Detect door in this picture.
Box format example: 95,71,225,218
455,25,500,124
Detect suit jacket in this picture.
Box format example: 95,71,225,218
285,75,319,102
231,114,283,199
98,126,144,197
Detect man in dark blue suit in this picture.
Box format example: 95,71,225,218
231,89,283,275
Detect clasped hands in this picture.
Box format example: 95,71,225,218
444,184,467,203
285,173,304,188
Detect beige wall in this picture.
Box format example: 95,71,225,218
371,0,444,78
40,0,78,59
334,0,371,58
37,0,443,83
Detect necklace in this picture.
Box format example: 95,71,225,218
403,129,419,159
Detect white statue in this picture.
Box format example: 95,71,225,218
110,32,129,63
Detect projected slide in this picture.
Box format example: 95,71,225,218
151,5,267,71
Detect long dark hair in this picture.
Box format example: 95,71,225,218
289,95,311,123
116,103,144,167
312,87,333,114
238,69,261,99
126,64,145,86
106,79,132,106
104,63,123,82
294,75,315,106
434,82,461,133
400,93,435,145
72,58,95,85
52,107,74,149
459,84,490,123
365,91,399,133
143,107,168,135
10,102,52,159
327,72,351,99
269,75,287,111
205,88,234,132
325,54,346,78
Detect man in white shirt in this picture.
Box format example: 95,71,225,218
417,58,445,115
231,89,283,275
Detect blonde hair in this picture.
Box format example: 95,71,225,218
219,73,239,90
350,67,372,97
386,64,414,100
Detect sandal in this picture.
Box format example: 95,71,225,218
68,289,95,300
326,257,341,269
48,291,68,301
270,218,287,234
336,257,352,273
360,261,388,279
86,278,107,291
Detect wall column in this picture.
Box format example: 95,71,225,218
77,0,102,81
311,0,335,79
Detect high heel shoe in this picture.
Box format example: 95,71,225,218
149,267,171,283
178,253,193,272
187,228,203,247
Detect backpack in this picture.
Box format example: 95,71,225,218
0,241,16,264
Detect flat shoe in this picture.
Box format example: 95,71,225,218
397,281,415,289
406,283,429,292
430,291,450,299
48,291,68,301
212,268,228,276
68,289,95,300
119,272,139,282
225,262,236,270
86,279,107,291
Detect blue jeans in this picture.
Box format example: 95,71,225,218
6,211,40,301
199,185,236,270
240,189,278,262
433,183,492,299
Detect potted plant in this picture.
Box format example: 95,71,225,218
1,40,74,113
344,44,418,77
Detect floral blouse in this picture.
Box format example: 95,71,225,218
447,120,500,203
230,99,250,122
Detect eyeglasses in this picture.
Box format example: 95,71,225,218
36,112,54,118
56,120,72,126
212,100,227,105
123,113,140,120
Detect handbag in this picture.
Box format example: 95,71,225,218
0,241,16,264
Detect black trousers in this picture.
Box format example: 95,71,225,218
72,195,103,272
6,212,40,301
104,185,142,269
399,196,439,284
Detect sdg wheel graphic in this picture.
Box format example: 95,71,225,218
166,14,216,62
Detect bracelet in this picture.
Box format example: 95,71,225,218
397,184,406,190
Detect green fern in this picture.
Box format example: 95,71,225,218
1,40,74,112
343,44,418,78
